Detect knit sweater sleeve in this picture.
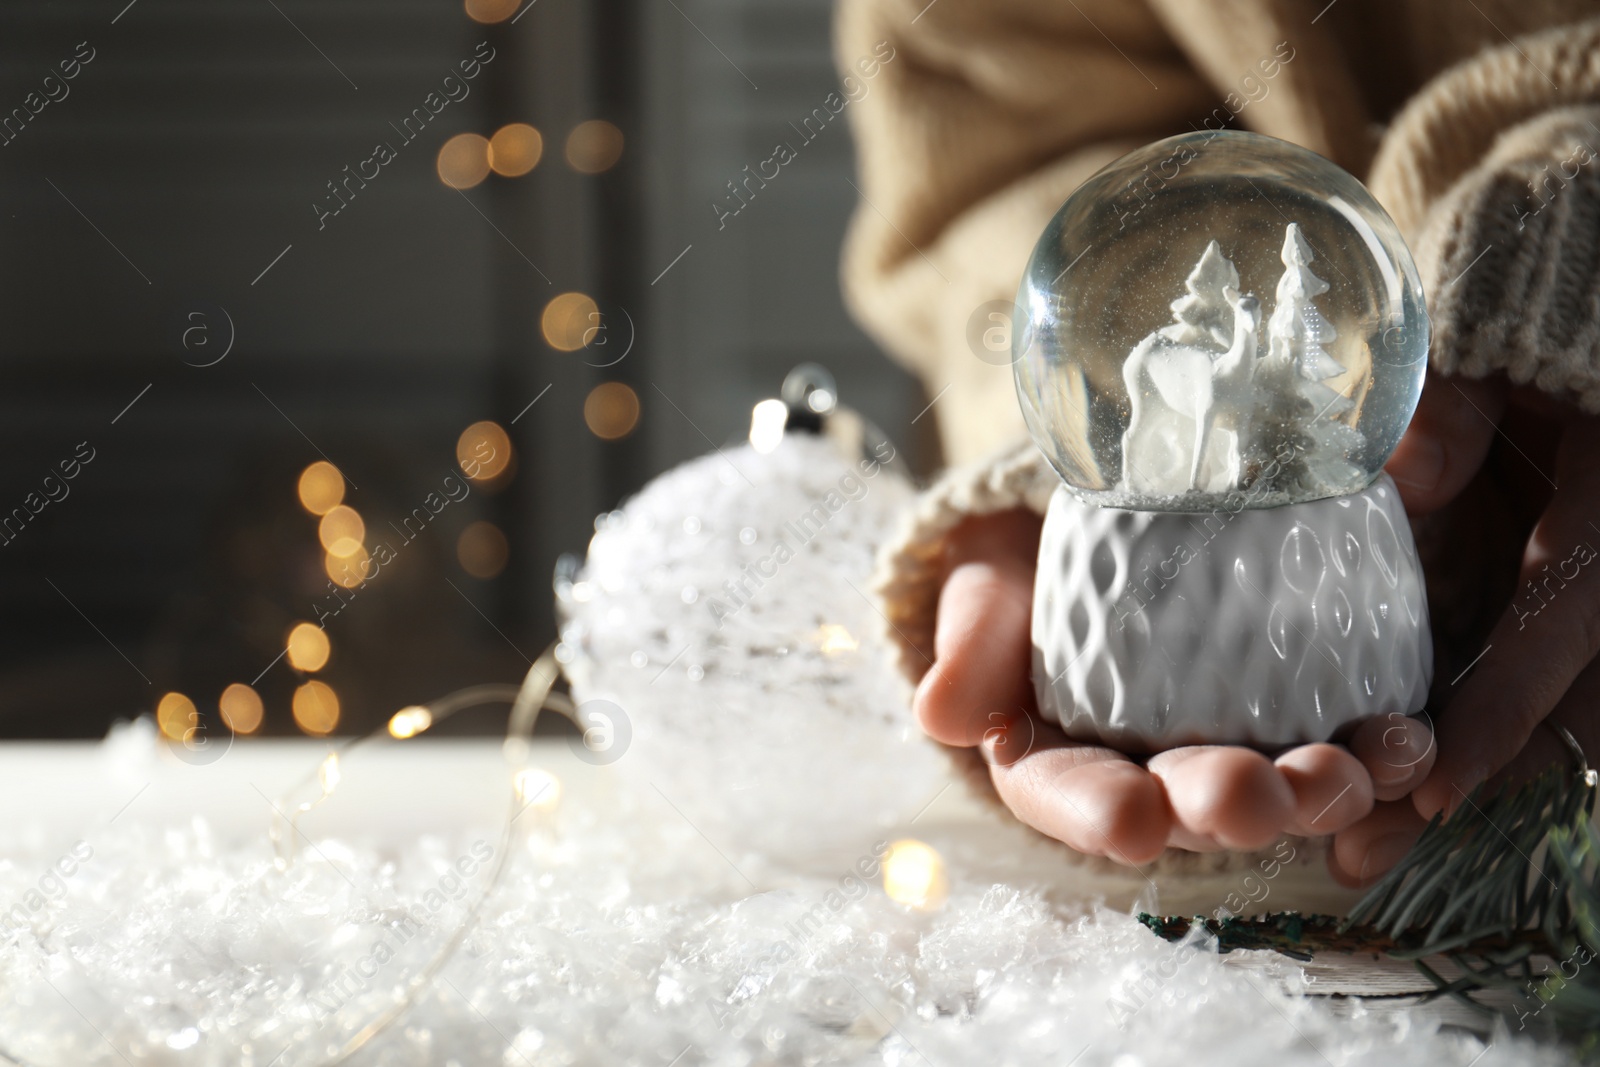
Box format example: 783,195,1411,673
1367,19,1600,409
833,0,1214,468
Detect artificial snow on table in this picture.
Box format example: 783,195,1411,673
0,436,1563,1066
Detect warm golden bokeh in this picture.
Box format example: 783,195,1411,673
388,705,433,739
325,545,371,589
489,123,543,177
583,382,641,440
456,420,513,481
514,767,562,811
292,680,341,736
540,291,599,352
464,0,520,22
882,838,948,910
296,461,345,516
817,624,859,656
457,520,510,579
436,132,492,189
156,692,197,742
565,120,624,174
318,505,365,557
285,622,331,672
219,683,264,734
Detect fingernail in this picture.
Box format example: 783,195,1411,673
1369,759,1409,786
1361,832,1415,881
1387,436,1445,492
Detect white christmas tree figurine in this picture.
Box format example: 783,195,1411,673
1160,240,1240,350
1257,223,1365,493
1266,223,1341,379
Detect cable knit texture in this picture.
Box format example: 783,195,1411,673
843,0,1600,877
1410,106,1600,407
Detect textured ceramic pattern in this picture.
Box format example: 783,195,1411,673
1033,473,1431,751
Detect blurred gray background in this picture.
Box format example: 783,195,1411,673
0,0,931,737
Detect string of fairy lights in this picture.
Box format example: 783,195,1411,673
232,636,953,1064
140,17,954,1051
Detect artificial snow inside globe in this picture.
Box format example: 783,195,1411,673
1017,131,1433,752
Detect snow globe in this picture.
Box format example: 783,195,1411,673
1016,131,1432,752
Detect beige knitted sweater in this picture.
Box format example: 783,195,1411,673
838,0,1600,876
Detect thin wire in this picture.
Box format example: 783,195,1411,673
320,649,562,1065
274,645,570,1067
0,653,569,1067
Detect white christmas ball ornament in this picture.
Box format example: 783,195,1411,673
556,414,948,858
1019,132,1434,750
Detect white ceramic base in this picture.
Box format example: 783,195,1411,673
1032,473,1431,752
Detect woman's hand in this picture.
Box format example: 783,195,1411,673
926,368,1600,884
917,508,1433,870
1331,372,1600,882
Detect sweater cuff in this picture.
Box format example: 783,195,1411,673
1413,106,1600,408
1364,17,1600,409
871,438,1059,686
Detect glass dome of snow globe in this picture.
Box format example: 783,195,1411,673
1013,130,1429,511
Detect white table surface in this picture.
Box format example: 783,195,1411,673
0,734,1498,1034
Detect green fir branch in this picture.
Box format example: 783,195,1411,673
1138,766,1600,1049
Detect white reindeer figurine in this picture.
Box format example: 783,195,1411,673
1121,241,1260,495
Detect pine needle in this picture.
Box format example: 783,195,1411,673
1138,766,1600,1051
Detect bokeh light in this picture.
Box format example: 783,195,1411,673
817,624,859,656
514,767,562,811
325,545,371,589
748,398,787,454
457,421,513,481
285,622,331,673
464,0,520,22
882,838,948,910
540,291,599,352
292,680,341,736
218,683,264,734
296,461,345,516
583,382,640,440
489,123,543,177
319,752,341,793
458,521,510,579
437,132,492,189
565,120,624,174
156,692,197,742
388,705,433,739
318,505,365,557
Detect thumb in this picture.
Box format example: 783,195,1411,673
1384,373,1503,515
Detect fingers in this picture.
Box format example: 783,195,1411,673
913,509,1043,747
921,507,1176,867
1146,746,1297,851
1384,373,1502,515
986,724,1377,863
982,717,1173,867
1274,744,1375,836
1415,419,1600,818
914,557,1035,745
1487,655,1600,787
1348,714,1436,802
1328,800,1430,888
